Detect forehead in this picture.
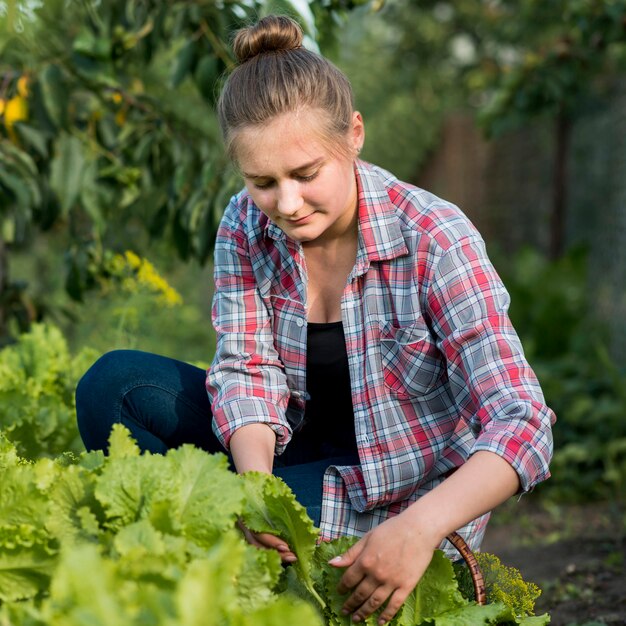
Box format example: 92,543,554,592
235,111,339,176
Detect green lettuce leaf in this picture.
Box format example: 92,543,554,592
166,444,244,545
0,524,57,602
236,541,283,612
400,550,466,623
174,539,244,625
240,471,323,607
47,464,103,543
517,615,551,625
46,543,140,625
235,596,325,626
112,518,189,584
95,449,178,531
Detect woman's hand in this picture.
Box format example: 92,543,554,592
328,512,440,624
237,519,297,563
328,452,521,624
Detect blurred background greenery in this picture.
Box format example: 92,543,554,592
1,0,625,522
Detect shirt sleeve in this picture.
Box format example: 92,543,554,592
426,234,555,492
206,197,292,453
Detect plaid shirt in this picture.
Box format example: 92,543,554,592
207,160,555,552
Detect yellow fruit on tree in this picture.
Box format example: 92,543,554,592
17,75,29,98
4,96,28,128
0,99,5,116
4,95,28,143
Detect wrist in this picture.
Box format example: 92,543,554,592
401,499,449,549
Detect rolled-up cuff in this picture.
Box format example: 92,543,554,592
471,430,552,492
211,397,292,454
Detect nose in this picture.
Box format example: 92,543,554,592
276,180,304,217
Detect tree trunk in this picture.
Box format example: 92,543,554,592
550,108,571,260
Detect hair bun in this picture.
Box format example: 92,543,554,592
232,15,303,64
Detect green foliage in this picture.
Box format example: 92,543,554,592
0,425,321,625
0,323,97,457
9,237,215,366
336,8,451,182
0,0,368,339
357,0,626,172
0,424,549,624
475,0,626,135
498,247,626,505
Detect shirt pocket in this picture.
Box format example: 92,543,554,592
379,318,444,398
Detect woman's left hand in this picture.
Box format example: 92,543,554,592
328,512,440,624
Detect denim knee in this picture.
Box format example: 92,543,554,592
75,350,141,451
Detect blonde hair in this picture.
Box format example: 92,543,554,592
217,15,355,160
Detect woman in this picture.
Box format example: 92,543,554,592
77,15,555,624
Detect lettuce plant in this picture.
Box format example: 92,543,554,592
0,425,550,625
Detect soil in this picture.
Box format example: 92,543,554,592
481,500,626,626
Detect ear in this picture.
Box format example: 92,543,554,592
351,111,365,154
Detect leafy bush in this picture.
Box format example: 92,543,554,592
0,323,97,458
498,247,626,506
0,425,549,625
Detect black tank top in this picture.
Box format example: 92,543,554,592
283,321,358,464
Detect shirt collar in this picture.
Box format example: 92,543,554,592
354,160,407,262
261,160,408,262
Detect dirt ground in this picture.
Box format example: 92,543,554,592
481,499,626,626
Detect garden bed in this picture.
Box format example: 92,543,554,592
483,501,626,626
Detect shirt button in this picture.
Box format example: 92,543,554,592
296,318,305,327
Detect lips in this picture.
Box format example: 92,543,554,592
288,213,314,224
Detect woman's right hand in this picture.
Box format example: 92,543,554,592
237,519,297,563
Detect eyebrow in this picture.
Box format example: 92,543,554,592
242,157,325,180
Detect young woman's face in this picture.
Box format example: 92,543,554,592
235,110,364,244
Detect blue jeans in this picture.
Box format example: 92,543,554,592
75,350,358,526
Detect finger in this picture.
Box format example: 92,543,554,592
340,578,379,615
240,526,266,549
336,565,365,596
376,587,410,625
255,532,290,552
254,533,297,562
350,586,394,623
329,537,366,570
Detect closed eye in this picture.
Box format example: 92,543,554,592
251,180,274,190
296,171,319,183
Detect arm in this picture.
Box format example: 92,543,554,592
208,197,297,561
230,423,276,474
230,423,298,563
207,195,292,453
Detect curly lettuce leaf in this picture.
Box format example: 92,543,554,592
0,524,57,602
398,549,466,623
166,444,245,545
96,428,245,546
47,464,103,543
312,536,367,624
174,535,246,625
240,471,323,607
107,423,141,458
0,462,50,528
235,596,325,626
46,543,140,625
236,541,284,612
112,519,190,584
0,324,96,458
